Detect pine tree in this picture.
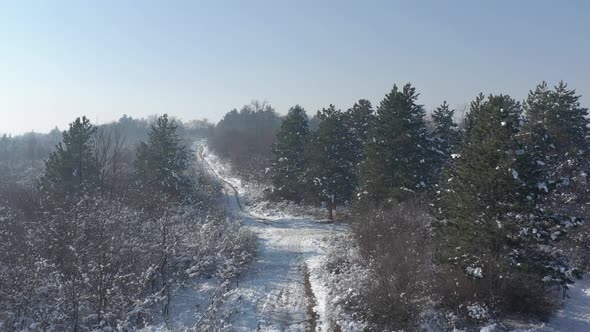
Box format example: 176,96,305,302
43,116,97,196
520,82,588,281
344,99,375,172
133,114,189,198
437,94,577,315
523,81,589,196
438,94,524,264
359,83,430,202
271,105,310,201
305,105,357,219
551,81,589,153
431,101,460,180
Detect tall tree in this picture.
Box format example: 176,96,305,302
438,94,524,263
344,99,375,172
522,81,590,198
43,116,97,196
431,101,460,180
134,114,189,198
359,83,430,202
437,94,576,315
305,105,357,219
271,105,309,201
549,81,589,153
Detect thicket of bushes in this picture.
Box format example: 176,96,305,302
351,203,436,330
0,115,253,331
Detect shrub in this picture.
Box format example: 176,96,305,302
351,201,436,330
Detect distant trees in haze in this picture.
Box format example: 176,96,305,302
0,129,61,164
0,114,213,166
208,100,282,181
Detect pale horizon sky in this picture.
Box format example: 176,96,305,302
1,0,589,135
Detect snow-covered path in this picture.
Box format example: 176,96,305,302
199,146,346,331
539,274,590,331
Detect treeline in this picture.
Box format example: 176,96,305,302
268,81,589,328
0,129,62,163
271,84,459,213
207,100,282,181
0,115,253,331
0,114,213,163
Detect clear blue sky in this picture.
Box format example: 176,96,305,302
1,0,589,134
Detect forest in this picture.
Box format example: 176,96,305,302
1,80,589,331
207,80,590,330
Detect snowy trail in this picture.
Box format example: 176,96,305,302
539,274,590,331
198,146,346,331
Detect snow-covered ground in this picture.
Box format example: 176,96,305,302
199,146,330,221
535,274,590,331
489,275,590,332
150,145,347,331
212,212,344,331
141,278,227,331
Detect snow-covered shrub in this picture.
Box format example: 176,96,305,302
466,302,489,321
349,201,437,331
315,234,370,331
436,261,562,328
247,198,341,220
0,151,256,331
0,200,256,331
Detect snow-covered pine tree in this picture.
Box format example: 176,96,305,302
305,105,357,219
359,83,431,202
42,116,98,197
523,81,590,202
521,81,589,278
133,114,190,198
438,93,524,267
344,99,375,173
270,105,310,202
431,101,460,182
551,81,589,154
437,93,578,316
